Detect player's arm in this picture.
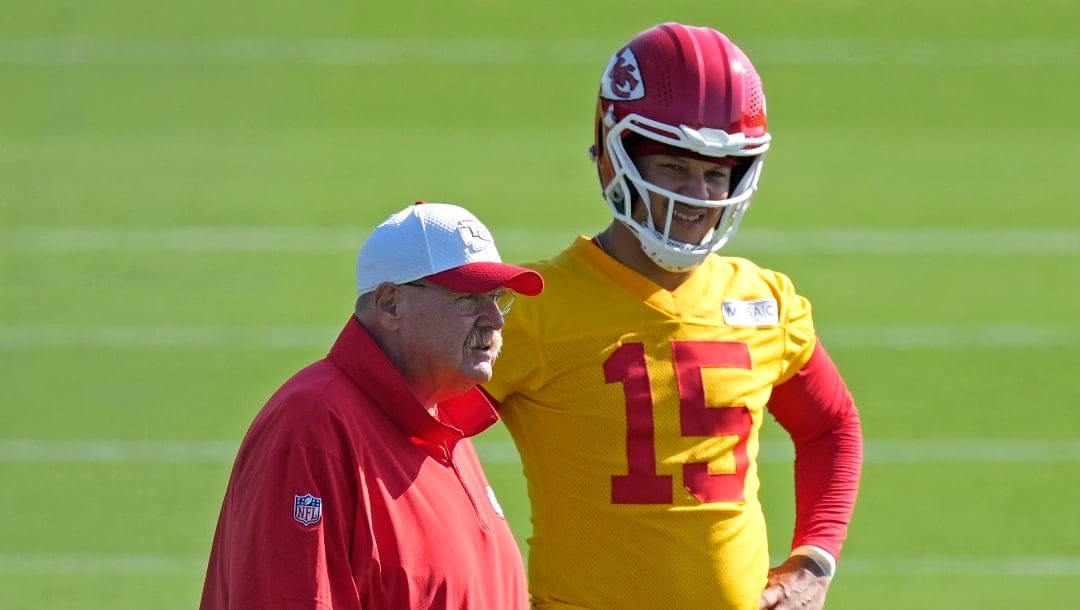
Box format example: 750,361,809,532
767,340,863,571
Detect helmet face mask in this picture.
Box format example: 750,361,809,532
593,23,771,272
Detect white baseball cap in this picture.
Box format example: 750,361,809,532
356,202,544,297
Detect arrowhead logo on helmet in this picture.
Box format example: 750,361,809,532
600,48,645,101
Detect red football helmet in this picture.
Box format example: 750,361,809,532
592,23,771,271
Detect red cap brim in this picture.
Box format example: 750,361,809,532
426,262,544,296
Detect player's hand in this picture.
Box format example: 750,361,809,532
758,555,830,609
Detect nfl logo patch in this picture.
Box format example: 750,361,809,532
293,493,322,526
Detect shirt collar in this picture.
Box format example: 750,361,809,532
327,316,500,462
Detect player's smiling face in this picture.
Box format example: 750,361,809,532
634,154,733,246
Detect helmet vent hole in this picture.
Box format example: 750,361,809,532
745,68,764,122
659,78,675,108
734,46,765,124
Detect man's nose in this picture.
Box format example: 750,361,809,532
682,172,712,199
476,301,506,329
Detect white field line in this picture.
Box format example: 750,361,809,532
2,439,1078,465
0,323,1076,350
2,227,1079,255
819,324,1080,349
1,37,1078,67
0,552,1077,575
0,440,239,463
0,553,206,574
0,325,341,350
839,555,1080,577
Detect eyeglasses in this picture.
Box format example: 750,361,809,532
402,282,516,315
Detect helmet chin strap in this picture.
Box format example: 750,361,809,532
620,217,714,273
640,238,709,272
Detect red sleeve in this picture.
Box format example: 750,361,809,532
202,436,364,610
767,341,863,562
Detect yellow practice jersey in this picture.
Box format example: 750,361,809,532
485,237,817,610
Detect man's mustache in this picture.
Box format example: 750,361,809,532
465,329,502,355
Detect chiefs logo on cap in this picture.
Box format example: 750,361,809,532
457,219,493,254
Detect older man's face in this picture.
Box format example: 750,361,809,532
396,282,506,399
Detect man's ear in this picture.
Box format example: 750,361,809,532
370,283,404,331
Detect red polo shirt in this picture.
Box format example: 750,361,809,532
201,317,528,610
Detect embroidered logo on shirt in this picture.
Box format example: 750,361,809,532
293,493,323,526
721,299,779,327
485,485,505,519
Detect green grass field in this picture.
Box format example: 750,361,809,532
2,1,1079,608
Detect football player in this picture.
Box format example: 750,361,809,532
483,22,864,610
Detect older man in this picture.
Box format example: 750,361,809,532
201,202,541,610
